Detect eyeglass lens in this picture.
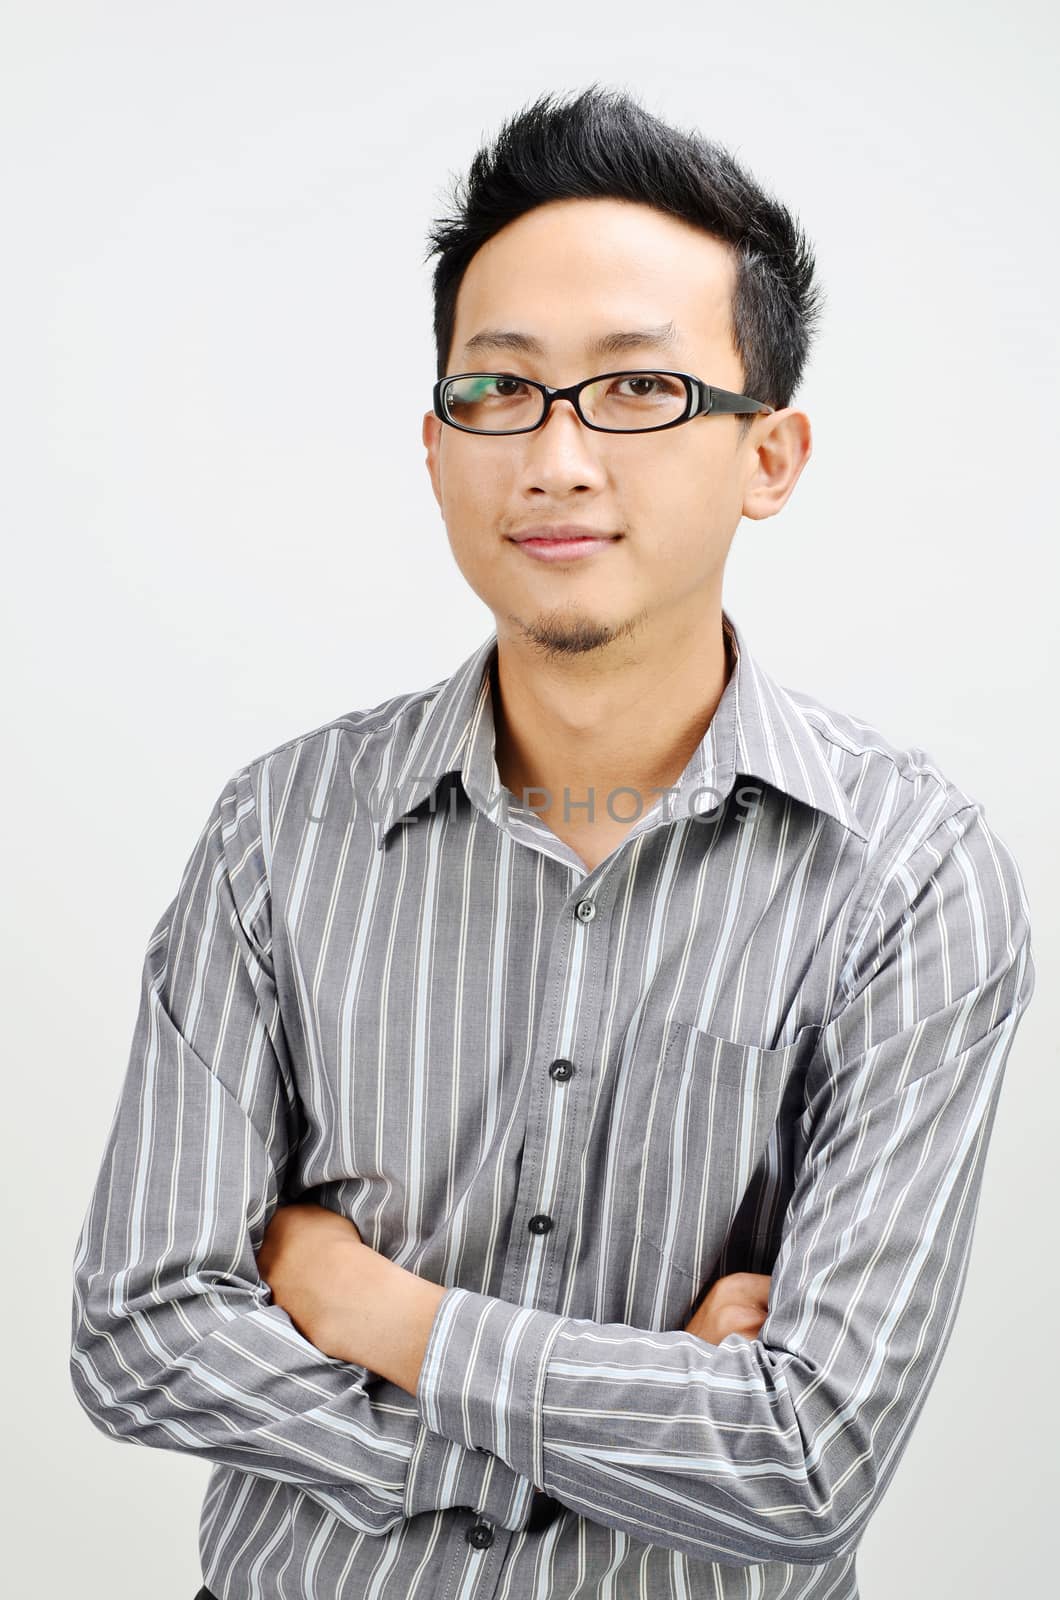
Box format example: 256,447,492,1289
443,372,689,433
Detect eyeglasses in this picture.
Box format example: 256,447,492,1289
432,369,774,436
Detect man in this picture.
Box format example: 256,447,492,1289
70,85,1034,1600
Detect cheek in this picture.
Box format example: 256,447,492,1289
624,461,698,538
441,516,505,606
442,443,511,510
440,466,512,559
641,444,730,523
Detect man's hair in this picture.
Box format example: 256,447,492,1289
424,84,825,438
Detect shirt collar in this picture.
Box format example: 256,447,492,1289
370,609,869,850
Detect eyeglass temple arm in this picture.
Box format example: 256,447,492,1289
701,385,775,416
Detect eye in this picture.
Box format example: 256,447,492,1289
612,375,682,399
619,376,659,396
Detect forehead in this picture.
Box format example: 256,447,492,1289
452,198,735,361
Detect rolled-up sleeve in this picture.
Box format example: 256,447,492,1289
414,801,1035,1565
69,762,530,1535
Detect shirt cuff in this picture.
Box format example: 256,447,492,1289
402,1418,537,1529
416,1286,567,1490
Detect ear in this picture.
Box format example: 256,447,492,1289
422,410,444,512
740,408,812,521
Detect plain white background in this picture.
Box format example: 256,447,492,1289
3,2,1056,1593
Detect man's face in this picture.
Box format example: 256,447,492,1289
422,197,795,661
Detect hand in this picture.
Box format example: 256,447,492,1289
683,1271,772,1345
256,1200,366,1360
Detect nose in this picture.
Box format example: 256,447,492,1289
521,397,607,491
540,391,583,426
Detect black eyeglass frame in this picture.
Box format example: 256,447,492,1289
432,368,775,436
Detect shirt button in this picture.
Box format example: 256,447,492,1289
465,1519,495,1548
549,1058,574,1081
528,1213,554,1234
574,898,596,922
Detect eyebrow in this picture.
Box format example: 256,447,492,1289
462,320,681,360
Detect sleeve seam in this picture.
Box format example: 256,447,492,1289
834,800,982,1014
224,762,276,981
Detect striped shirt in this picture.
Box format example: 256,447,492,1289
70,608,1035,1600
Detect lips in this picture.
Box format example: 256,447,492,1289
509,525,617,542
509,530,620,564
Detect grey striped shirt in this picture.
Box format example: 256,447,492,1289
70,609,1035,1600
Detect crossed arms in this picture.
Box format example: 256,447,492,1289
69,766,1035,1565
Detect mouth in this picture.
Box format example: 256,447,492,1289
507,529,623,564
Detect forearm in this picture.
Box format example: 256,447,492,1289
415,1000,1028,1566
416,1284,838,1566
70,1049,530,1534
330,1246,449,1397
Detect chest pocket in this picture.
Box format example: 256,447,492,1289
632,1020,806,1288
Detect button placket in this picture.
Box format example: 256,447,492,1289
517,889,606,1279
521,900,595,1258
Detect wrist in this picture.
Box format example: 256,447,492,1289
358,1251,448,1397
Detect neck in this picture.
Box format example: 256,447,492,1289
491,610,732,830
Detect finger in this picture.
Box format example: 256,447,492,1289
732,1274,771,1311
723,1316,766,1342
